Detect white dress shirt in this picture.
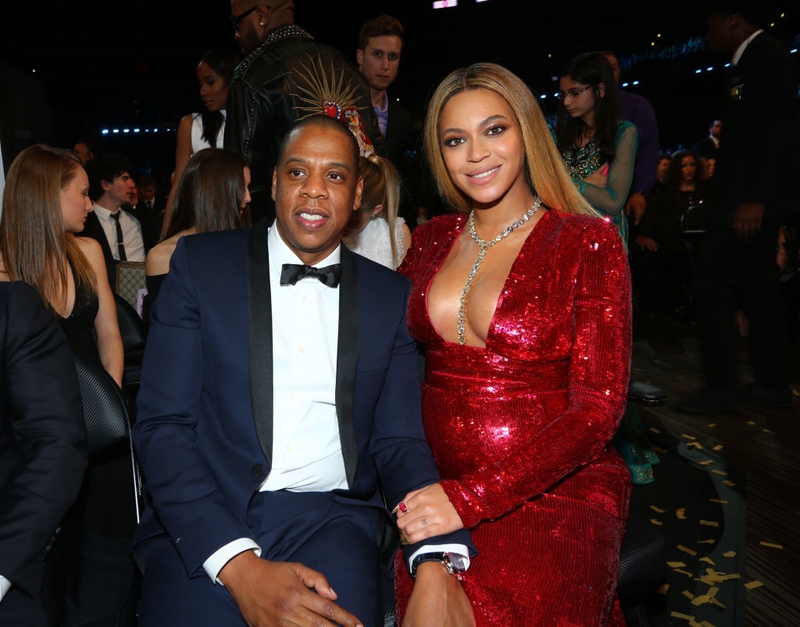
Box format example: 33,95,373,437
202,226,468,583
732,29,763,66
92,202,146,262
0,574,10,603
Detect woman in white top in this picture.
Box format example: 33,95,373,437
163,49,240,232
343,155,411,270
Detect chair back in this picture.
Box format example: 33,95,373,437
114,294,146,353
72,352,141,522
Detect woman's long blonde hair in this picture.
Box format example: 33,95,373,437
423,62,598,216
357,154,403,268
0,144,96,313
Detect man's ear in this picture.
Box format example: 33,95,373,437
256,3,271,25
371,204,383,219
353,176,364,212
101,179,112,193
356,48,364,71
271,167,278,201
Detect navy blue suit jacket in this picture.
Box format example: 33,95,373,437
133,222,470,578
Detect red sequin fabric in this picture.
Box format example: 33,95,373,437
395,210,632,625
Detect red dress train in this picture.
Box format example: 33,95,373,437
395,211,631,625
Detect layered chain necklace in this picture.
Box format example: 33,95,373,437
457,196,542,346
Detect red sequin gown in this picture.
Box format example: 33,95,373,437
395,210,632,625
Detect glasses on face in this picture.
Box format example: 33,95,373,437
230,5,262,31
557,86,592,101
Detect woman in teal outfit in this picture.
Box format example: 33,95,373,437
554,52,638,242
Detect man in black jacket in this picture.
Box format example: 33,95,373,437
0,282,87,626
681,2,799,412
225,0,385,225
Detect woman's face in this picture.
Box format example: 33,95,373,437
197,62,230,112
559,76,600,121
60,166,93,233
704,157,717,179
241,166,252,209
680,156,696,182
438,88,527,207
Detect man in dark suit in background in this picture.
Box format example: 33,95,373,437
80,155,160,286
680,2,799,412
134,116,473,626
695,119,723,159
0,282,87,627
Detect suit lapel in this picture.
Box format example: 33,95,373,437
337,246,359,488
247,222,273,464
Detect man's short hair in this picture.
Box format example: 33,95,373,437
358,15,404,50
277,116,360,174
85,154,133,201
704,1,765,28
138,174,156,188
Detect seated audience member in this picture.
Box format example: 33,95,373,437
72,138,102,166
133,115,472,626
136,174,164,215
342,155,410,270
631,150,704,315
702,156,717,180
656,153,671,183
162,49,239,233
0,281,87,627
80,155,160,284
0,145,123,385
144,149,248,322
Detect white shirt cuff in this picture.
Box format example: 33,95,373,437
0,574,11,603
202,538,262,584
407,543,470,573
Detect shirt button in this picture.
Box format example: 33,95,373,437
298,346,305,354
252,464,265,477
286,445,293,453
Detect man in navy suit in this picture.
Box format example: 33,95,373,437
0,282,87,626
133,115,473,626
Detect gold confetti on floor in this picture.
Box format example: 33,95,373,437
650,518,663,526
681,433,698,440
650,505,666,513
698,460,714,466
746,420,756,426
649,427,661,434
699,520,719,527
707,423,716,428
687,441,704,449
698,539,716,544
711,469,728,476
759,541,783,549
699,557,716,565
676,508,687,519
709,498,728,504
745,580,765,590
654,445,668,453
667,561,687,568
683,590,696,600
713,444,723,451
723,550,736,558
691,586,720,607
658,583,670,594
722,480,736,487
674,568,695,577
763,429,775,434
678,544,698,556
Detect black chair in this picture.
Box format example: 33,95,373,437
73,352,141,522
114,293,147,393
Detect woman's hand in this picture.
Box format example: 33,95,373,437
635,236,659,252
403,562,475,627
396,483,463,545
582,165,608,188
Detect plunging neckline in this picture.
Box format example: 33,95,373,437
424,209,553,349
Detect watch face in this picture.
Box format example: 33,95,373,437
445,552,468,573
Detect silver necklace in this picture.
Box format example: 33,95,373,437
457,197,542,346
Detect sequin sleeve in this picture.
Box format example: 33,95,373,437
440,220,632,529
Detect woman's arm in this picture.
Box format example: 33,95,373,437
77,238,124,386
580,123,638,216
161,114,195,235
433,220,632,529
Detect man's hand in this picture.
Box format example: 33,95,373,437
218,551,362,627
403,562,475,627
396,484,464,545
635,236,659,252
733,202,765,241
625,192,647,226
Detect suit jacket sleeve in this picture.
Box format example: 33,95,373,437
133,238,254,576
0,282,87,597
366,277,473,559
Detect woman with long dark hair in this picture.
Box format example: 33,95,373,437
163,48,240,232
393,63,631,626
0,144,123,384
144,149,249,318
555,52,638,240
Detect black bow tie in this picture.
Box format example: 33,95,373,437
280,263,342,288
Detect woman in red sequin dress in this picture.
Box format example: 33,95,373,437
394,63,632,626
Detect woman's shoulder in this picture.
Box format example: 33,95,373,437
74,235,103,260
545,210,620,244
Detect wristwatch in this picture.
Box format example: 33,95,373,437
410,551,468,580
